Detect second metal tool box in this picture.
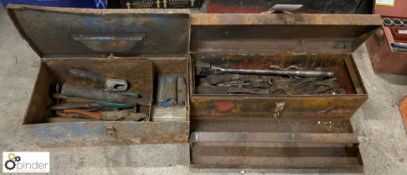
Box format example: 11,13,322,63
8,4,190,146
188,13,381,171
7,4,383,172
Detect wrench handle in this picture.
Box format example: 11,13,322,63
69,68,107,83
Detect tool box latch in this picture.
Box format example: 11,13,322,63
273,101,285,118
105,126,117,137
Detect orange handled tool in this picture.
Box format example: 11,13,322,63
64,109,101,120
63,109,148,121
400,96,407,134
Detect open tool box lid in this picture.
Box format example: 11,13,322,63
190,13,382,54
7,4,190,58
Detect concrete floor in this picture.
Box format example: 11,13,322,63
1,5,407,175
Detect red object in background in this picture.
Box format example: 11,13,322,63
366,26,407,75
374,0,407,18
384,27,395,43
390,27,407,41
365,1,407,75
374,0,407,42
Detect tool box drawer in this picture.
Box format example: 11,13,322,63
190,117,362,171
188,13,381,171
189,14,380,119
8,5,190,146
190,53,366,119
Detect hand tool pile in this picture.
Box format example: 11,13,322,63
195,62,345,96
48,68,147,122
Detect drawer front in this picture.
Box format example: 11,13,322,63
190,132,363,172
191,96,366,119
25,121,189,147
189,118,363,172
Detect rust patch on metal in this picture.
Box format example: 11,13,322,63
213,102,235,113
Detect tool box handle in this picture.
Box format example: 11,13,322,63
71,34,145,53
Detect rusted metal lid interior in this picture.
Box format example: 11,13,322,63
190,13,382,54
7,4,190,58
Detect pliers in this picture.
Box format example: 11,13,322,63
63,109,148,121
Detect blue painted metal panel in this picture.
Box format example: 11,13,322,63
7,5,190,57
1,0,107,8
24,121,189,146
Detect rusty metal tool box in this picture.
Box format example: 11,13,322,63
7,4,383,172
7,4,190,146
188,13,381,171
